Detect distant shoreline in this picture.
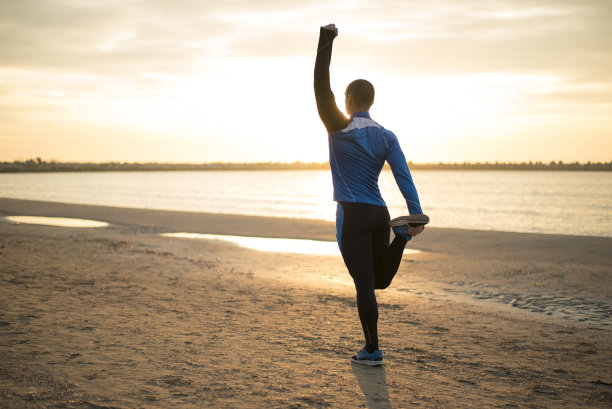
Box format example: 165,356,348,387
2,159,611,172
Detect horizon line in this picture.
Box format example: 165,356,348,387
1,158,611,173
4,158,612,166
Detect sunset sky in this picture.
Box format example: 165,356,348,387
1,0,611,164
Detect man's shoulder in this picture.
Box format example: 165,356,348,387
379,126,398,141
363,116,395,136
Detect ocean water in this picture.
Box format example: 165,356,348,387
0,170,611,237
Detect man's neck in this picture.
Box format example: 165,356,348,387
351,111,371,119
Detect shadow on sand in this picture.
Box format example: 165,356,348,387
351,362,392,409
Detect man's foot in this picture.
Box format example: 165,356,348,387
390,214,429,239
351,346,383,366
389,214,430,227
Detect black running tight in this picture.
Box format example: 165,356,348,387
336,202,408,351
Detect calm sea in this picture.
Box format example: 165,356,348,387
0,170,610,237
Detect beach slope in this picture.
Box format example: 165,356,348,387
0,199,611,408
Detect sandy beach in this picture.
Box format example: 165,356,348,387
0,198,610,408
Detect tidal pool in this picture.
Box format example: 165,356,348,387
5,216,109,228
162,232,421,257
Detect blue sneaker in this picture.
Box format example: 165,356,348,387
351,346,384,366
391,224,413,241
389,214,429,228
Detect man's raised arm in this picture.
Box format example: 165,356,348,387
314,24,349,133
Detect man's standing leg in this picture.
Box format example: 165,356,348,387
337,202,384,365
338,203,379,350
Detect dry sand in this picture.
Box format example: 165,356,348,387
0,198,610,408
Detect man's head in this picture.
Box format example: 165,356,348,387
345,79,375,115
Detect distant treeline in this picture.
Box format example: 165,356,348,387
1,158,611,173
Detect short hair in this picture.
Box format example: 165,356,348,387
346,79,375,109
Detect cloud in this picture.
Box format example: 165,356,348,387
332,1,612,80
1,0,611,162
2,0,610,79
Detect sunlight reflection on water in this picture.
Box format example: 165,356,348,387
161,232,421,257
2,170,608,236
5,216,109,228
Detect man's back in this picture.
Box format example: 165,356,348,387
329,112,390,206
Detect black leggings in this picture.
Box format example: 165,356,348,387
336,202,408,350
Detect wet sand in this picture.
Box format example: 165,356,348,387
0,198,611,408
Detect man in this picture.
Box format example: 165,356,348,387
314,23,428,366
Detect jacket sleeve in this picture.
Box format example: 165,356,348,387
313,27,350,133
385,131,423,214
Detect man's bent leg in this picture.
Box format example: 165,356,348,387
370,207,408,290
374,234,408,289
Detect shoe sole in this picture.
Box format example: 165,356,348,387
389,214,429,227
351,357,384,367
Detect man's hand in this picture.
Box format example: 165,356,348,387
407,225,425,236
322,23,338,36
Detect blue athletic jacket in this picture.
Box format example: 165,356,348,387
314,27,423,214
